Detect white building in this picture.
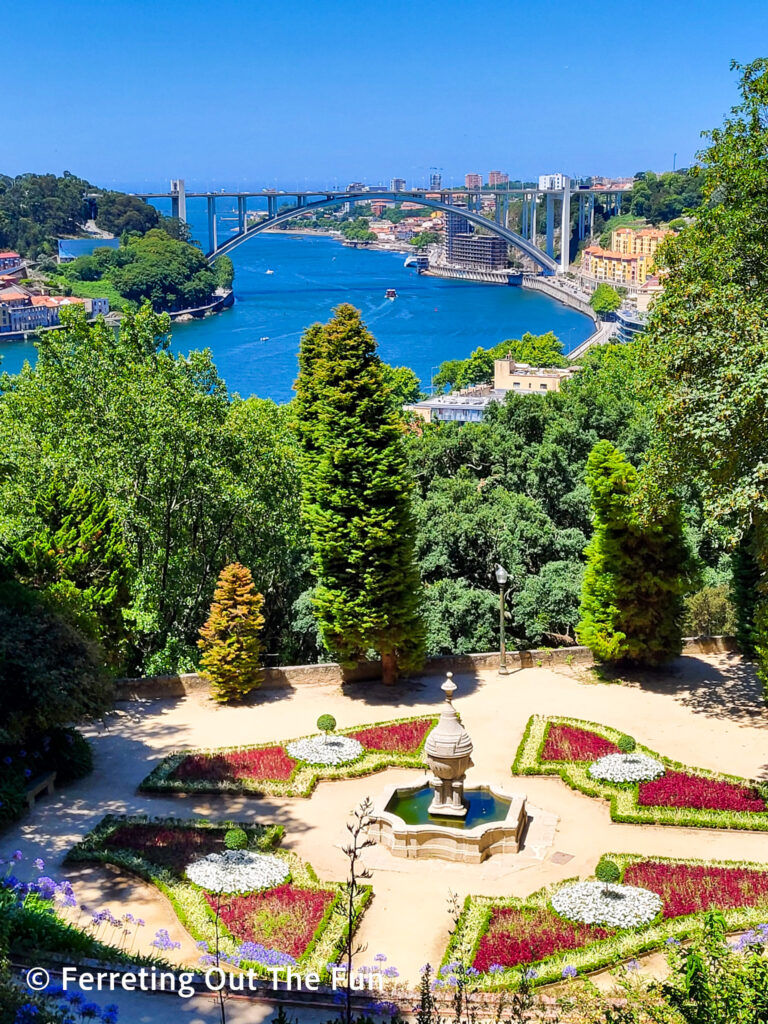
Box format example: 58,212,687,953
538,173,570,191
389,177,406,192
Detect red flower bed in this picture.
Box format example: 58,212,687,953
106,824,226,871
348,719,433,753
638,771,767,814
474,906,611,971
206,884,334,958
624,860,768,918
541,724,618,763
171,746,296,784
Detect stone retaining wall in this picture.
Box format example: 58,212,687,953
113,637,738,702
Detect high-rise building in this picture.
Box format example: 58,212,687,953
429,171,442,190
488,171,509,187
464,173,482,189
443,207,471,261
450,234,508,270
538,173,569,191
389,177,406,192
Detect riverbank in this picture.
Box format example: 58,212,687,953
264,225,413,256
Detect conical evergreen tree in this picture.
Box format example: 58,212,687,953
577,440,687,666
198,562,265,703
294,304,425,684
730,527,760,658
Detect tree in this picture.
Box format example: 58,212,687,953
95,191,160,236
589,283,622,317
0,577,111,744
294,305,425,684
423,579,498,656
577,440,687,665
380,364,423,405
214,255,234,290
410,231,439,247
198,562,265,703
683,584,737,637
7,477,131,666
640,59,768,687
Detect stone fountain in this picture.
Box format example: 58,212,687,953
368,673,528,863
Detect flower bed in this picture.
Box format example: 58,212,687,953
171,746,296,784
551,881,662,928
67,815,370,978
638,770,766,813
347,718,433,753
285,735,363,766
446,853,768,987
186,850,290,893
623,861,768,918
512,715,768,831
140,715,438,798
589,753,665,784
207,883,335,959
541,724,618,762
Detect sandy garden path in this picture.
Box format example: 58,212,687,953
6,652,768,984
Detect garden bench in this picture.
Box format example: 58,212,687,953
24,770,56,809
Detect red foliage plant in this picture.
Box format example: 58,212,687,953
106,824,227,871
171,746,296,784
541,724,618,763
206,884,334,958
348,719,433,753
473,906,611,971
638,771,767,814
624,860,768,918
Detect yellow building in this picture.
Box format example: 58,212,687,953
581,245,653,285
493,358,576,392
611,226,672,258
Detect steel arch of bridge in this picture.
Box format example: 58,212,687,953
207,191,559,274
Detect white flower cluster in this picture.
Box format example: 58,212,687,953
286,735,363,766
186,850,289,893
588,753,666,784
552,881,662,929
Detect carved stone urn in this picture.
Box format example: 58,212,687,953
424,672,473,816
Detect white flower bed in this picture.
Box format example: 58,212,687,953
286,735,363,766
186,851,289,893
588,753,665,784
552,881,662,929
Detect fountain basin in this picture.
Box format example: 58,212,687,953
369,780,527,863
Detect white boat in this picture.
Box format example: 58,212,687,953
385,288,397,300
265,269,275,275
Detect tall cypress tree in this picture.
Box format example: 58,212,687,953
730,528,760,658
577,440,687,666
294,304,425,684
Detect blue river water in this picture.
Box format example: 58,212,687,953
0,222,593,404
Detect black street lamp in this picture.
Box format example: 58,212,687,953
495,564,510,675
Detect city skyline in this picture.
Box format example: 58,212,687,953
3,0,767,189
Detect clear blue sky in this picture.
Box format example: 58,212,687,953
5,0,767,190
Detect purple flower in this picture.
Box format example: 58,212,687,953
151,928,181,951
523,967,538,980
382,966,399,978
626,959,640,971
24,769,32,779
666,937,680,946
419,963,432,975
11,850,23,862
488,964,505,974
33,858,44,872
562,965,578,979
2,756,11,765
373,952,387,962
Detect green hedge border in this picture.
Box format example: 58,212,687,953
66,814,371,979
512,715,768,831
139,715,437,798
443,852,768,988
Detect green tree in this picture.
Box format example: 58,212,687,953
95,191,160,235
198,562,265,703
683,584,737,638
214,254,235,290
640,59,768,688
294,304,425,684
0,576,111,744
410,231,439,247
577,440,687,665
589,283,622,317
423,578,498,657
380,364,423,405
7,477,131,666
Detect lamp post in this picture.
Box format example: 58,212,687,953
495,564,510,675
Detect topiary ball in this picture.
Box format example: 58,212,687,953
224,827,249,850
317,714,336,735
617,734,636,753
595,858,621,884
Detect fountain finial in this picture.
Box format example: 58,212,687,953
441,671,456,703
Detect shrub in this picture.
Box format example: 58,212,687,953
595,858,621,883
316,714,336,736
0,775,26,828
198,563,265,703
617,734,636,753
224,827,249,851
44,727,93,783
683,584,737,637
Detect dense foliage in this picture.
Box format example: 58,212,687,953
294,305,425,683
198,562,265,702
432,329,568,392
577,440,688,665
628,167,704,224
641,59,768,688
0,171,91,257
589,283,621,316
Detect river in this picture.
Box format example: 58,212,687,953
0,230,593,403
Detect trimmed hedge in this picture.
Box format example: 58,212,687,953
66,815,370,979
444,852,768,988
139,715,437,798
512,715,768,831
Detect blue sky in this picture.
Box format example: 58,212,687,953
4,0,766,190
